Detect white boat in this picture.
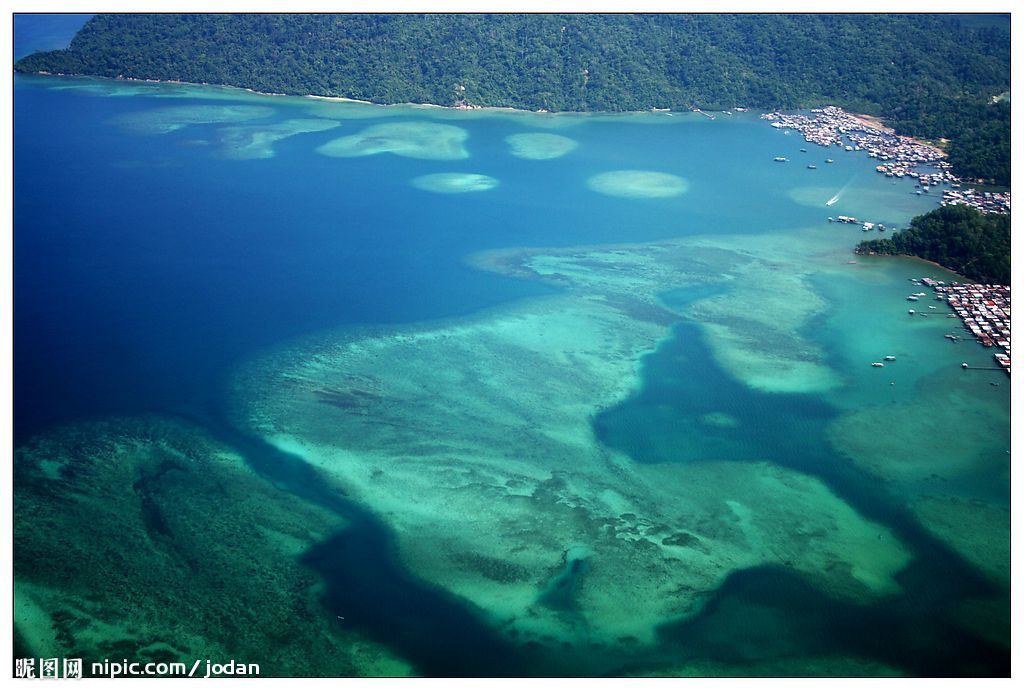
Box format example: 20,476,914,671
774,157,788,162
872,362,885,367
884,356,896,361
907,296,919,301
826,194,840,206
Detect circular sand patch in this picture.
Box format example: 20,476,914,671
316,121,469,160
506,133,579,160
587,170,689,198
412,173,499,194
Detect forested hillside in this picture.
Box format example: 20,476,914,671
857,205,1010,285
16,13,1010,182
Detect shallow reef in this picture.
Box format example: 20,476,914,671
505,132,579,160
14,416,411,676
215,118,340,159
411,172,499,194
586,170,689,198
233,235,912,647
107,104,276,135
316,121,470,160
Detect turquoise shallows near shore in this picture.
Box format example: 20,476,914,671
505,132,579,159
411,172,499,194
15,71,1009,674
215,118,340,159
13,416,412,676
107,104,276,134
316,121,470,160
587,170,689,198
827,366,1010,590
233,234,913,647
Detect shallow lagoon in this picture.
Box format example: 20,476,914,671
13,75,1009,676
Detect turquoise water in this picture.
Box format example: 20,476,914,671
13,73,1009,676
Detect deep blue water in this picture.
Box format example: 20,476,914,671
13,77,881,440
13,69,1008,676
13,13,91,60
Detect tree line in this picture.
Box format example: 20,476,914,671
15,14,1009,183
856,205,1009,285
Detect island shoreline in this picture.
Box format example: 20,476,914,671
22,71,959,158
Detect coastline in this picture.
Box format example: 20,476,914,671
854,248,974,283
20,72,961,161
20,71,634,117
14,64,1010,676
847,111,893,134
847,110,950,159
12,72,960,160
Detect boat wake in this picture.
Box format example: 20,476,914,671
825,175,859,207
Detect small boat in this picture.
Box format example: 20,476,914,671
825,159,834,163
807,164,817,169
774,156,788,162
907,296,919,301
800,148,808,152
826,194,840,206
908,309,916,314
872,362,885,367
884,355,896,361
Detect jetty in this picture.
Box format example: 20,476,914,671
930,281,1010,374
761,105,1009,217
940,187,1010,215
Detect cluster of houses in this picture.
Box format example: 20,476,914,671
761,106,1010,217
762,106,945,171
933,282,1011,373
941,187,1011,215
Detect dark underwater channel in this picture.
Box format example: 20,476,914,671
210,311,1008,676
593,294,1008,676
12,70,1007,676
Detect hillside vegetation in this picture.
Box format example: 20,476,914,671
15,14,1010,183
857,205,1010,285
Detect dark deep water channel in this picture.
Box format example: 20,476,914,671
13,63,1008,676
